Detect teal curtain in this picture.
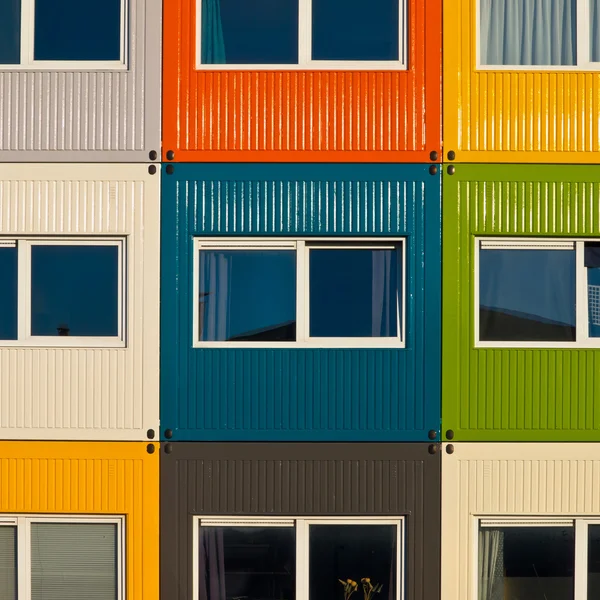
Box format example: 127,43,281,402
201,0,226,64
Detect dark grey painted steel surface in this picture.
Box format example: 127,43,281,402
161,442,441,600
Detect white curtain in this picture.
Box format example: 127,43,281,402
371,250,394,337
480,0,577,65
478,529,504,600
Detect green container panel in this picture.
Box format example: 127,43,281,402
442,164,600,442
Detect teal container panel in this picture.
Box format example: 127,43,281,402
161,164,441,441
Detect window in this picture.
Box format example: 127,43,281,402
475,239,600,348
196,0,406,69
0,515,124,600
193,517,404,600
476,518,600,600
0,0,127,69
193,238,405,348
478,0,600,69
0,238,125,347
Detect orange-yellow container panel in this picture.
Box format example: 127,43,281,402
0,442,159,600
163,0,442,162
443,0,600,163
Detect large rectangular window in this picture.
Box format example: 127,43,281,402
476,239,600,348
0,0,127,69
476,518,600,600
196,0,406,69
0,238,125,347
193,518,404,600
478,0,600,69
194,239,405,348
0,515,124,600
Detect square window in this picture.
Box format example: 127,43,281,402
31,244,120,338
309,248,400,338
312,0,399,61
0,238,125,348
0,0,21,64
0,515,123,600
34,0,122,61
194,239,405,348
478,523,575,600
478,0,600,69
476,239,600,348
0,244,18,340
197,0,405,68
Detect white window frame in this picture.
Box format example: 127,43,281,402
472,516,600,600
474,237,600,349
0,513,126,600
0,237,126,348
0,0,128,70
193,516,405,600
193,237,406,349
195,0,407,70
476,0,600,71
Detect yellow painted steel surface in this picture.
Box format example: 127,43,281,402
443,0,600,163
0,442,159,600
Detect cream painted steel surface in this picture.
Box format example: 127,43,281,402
0,164,160,440
441,442,600,600
0,0,161,161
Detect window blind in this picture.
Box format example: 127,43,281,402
0,526,16,600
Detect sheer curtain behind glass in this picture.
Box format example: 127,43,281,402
201,0,226,63
480,0,577,65
0,527,16,600
30,523,117,600
478,529,504,600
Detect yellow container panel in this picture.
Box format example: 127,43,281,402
444,0,600,163
0,442,158,600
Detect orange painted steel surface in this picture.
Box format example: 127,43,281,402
162,0,441,162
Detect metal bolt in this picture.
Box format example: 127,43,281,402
148,165,157,175
147,443,155,454
447,150,456,161
447,165,456,175
166,150,175,160
166,165,174,175
149,150,158,161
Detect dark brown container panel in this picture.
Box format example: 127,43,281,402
161,442,440,600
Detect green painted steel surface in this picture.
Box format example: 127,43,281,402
442,164,600,441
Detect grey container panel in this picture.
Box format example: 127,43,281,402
0,0,161,161
161,442,441,600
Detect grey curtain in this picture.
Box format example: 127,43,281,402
478,529,504,600
371,250,395,337
199,528,227,600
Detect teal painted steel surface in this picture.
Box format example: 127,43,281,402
161,164,441,441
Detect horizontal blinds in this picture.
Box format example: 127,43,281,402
31,523,118,600
200,519,295,527
480,240,575,250
0,526,16,600
0,241,16,248
197,242,297,250
480,519,574,527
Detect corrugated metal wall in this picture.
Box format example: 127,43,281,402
161,442,441,600
0,441,159,600
443,0,600,163
0,164,160,440
441,442,600,600
442,165,600,441
162,0,441,162
0,0,161,161
161,164,441,441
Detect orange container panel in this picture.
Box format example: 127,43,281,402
163,0,441,162
444,0,600,163
0,442,159,600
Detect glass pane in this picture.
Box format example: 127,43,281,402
198,526,295,600
0,527,16,600
586,242,600,337
0,246,18,340
199,250,296,342
480,0,577,66
479,248,576,342
31,245,119,337
593,0,600,61
309,525,397,600
588,525,600,598
478,525,574,600
312,0,398,61
201,0,298,64
0,0,21,64
34,0,121,61
31,523,118,600
309,248,400,338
